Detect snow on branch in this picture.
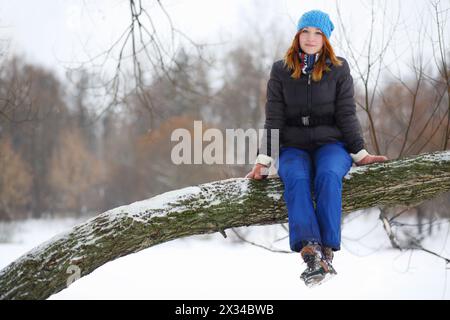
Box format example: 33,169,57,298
0,150,449,300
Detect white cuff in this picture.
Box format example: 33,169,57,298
255,154,273,167
350,149,369,163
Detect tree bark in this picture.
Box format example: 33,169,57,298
1,151,450,300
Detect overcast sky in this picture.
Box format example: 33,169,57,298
0,0,446,80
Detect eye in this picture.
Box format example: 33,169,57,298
315,32,322,35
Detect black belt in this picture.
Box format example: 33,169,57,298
286,115,335,127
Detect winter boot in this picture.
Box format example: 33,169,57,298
321,246,338,280
300,242,330,287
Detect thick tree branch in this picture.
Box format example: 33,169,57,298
0,150,450,300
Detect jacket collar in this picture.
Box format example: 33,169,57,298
299,49,333,73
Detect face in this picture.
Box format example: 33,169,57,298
299,27,324,55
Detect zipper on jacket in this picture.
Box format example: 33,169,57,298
306,73,312,145
307,73,312,114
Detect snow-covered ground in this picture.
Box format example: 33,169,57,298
0,209,449,300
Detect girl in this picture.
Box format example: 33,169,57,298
247,10,388,287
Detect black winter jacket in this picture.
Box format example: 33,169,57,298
259,57,365,160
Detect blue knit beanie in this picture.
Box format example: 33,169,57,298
297,10,335,39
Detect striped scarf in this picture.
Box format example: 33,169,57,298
299,50,320,75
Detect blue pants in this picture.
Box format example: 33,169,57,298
277,142,352,253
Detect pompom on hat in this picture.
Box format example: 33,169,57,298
297,10,335,39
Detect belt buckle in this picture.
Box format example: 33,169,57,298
301,116,310,126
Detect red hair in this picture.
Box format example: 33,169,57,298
283,31,343,81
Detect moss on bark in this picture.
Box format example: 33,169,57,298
0,151,449,300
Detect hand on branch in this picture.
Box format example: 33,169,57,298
245,163,270,180
355,154,388,166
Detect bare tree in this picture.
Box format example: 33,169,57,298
335,0,401,156
429,0,450,149
0,58,70,218
332,0,450,263
0,137,32,220
48,128,105,216
0,57,37,124
72,0,216,129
